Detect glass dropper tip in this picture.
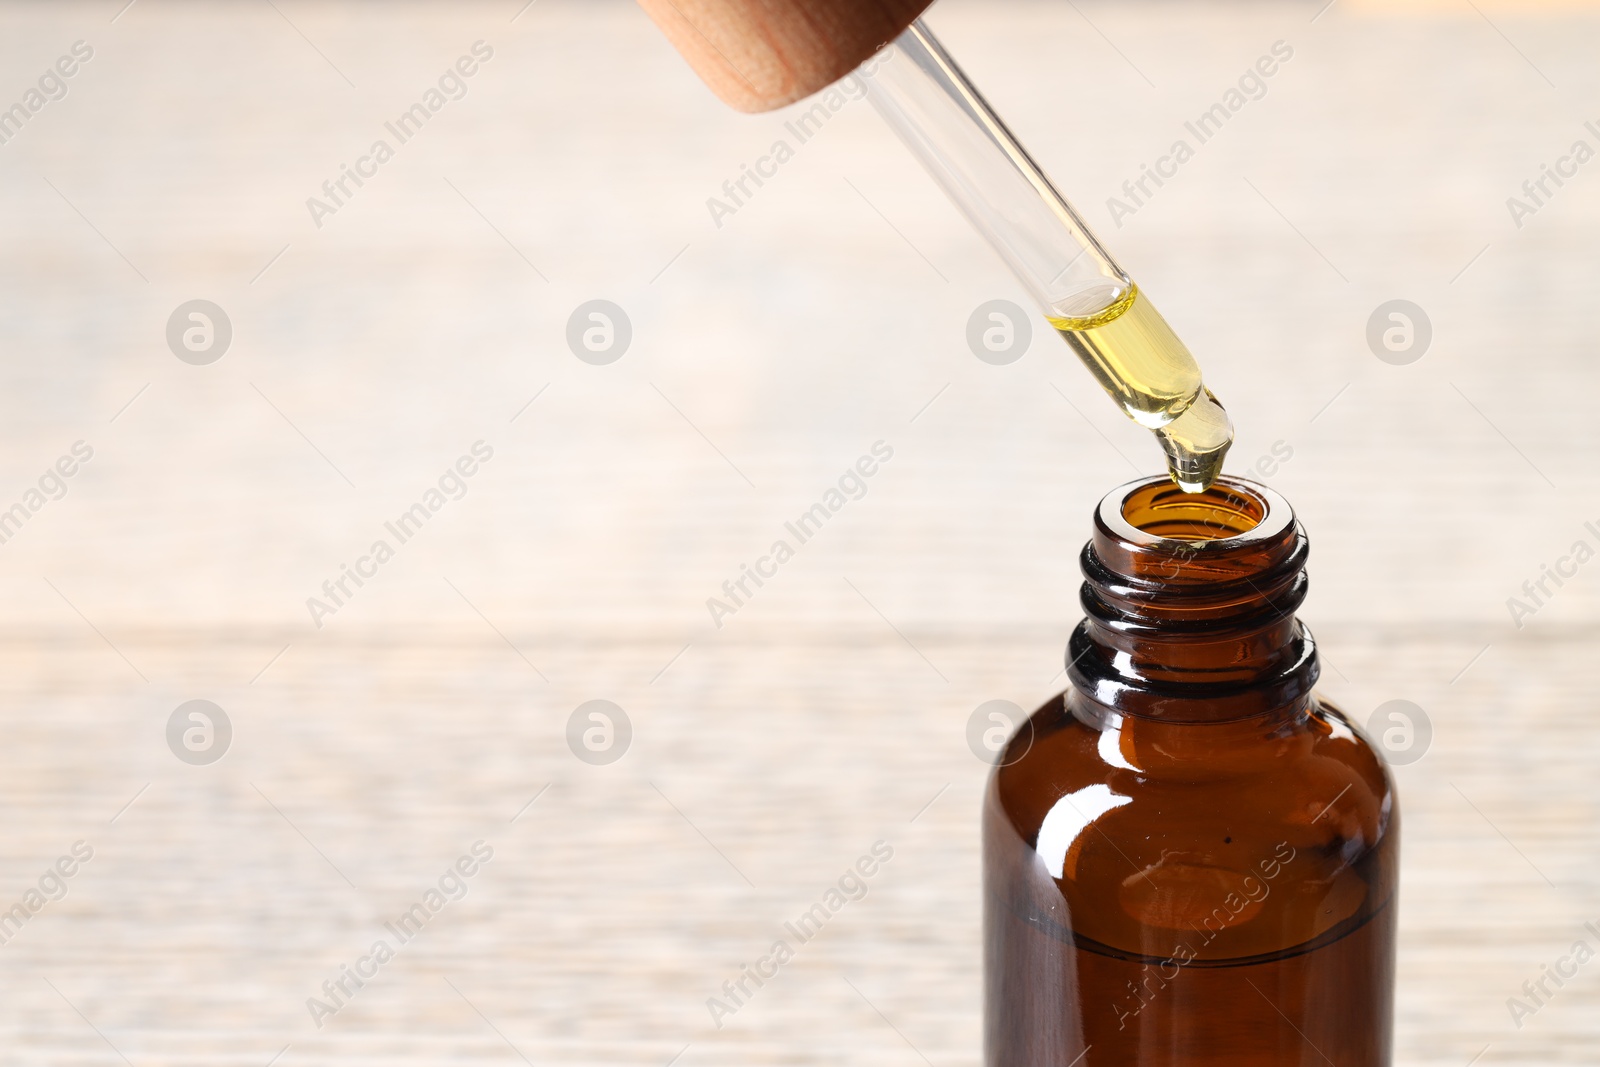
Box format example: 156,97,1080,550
1155,389,1234,493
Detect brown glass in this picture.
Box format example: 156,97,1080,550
985,477,1398,1066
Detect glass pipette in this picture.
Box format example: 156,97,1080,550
862,19,1233,492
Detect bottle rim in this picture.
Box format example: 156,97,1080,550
1098,475,1293,554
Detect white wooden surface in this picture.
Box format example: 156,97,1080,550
0,0,1597,1063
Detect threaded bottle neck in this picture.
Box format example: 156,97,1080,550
1066,477,1319,722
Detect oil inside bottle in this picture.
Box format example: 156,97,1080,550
1047,284,1233,493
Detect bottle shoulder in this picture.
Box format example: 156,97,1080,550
986,690,1398,962
991,691,1395,834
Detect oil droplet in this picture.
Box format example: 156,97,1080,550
1156,389,1233,493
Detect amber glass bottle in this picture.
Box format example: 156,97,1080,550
985,476,1398,1066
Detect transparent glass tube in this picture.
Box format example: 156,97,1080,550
862,20,1234,493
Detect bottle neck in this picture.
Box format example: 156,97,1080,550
1065,477,1319,723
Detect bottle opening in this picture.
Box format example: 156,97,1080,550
1120,480,1266,543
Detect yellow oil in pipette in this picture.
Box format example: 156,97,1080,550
1048,284,1233,493
863,20,1233,493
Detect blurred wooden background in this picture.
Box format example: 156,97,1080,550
0,0,1596,1063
